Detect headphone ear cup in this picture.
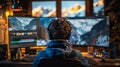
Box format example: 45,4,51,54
48,32,53,40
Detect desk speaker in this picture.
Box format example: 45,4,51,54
0,44,7,60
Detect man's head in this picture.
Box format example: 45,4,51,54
47,18,72,40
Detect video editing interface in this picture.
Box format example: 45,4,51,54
8,16,37,48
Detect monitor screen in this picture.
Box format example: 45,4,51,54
32,1,56,17
67,16,109,47
8,16,37,48
8,16,37,31
36,17,55,46
10,38,37,48
62,0,86,17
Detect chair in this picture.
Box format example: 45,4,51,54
37,58,83,67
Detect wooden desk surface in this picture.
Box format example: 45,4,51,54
82,52,120,67
0,60,33,67
0,52,120,67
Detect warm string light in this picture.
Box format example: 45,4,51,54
6,11,10,16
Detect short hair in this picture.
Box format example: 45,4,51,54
47,18,72,40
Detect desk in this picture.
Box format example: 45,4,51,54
82,52,120,67
96,59,120,67
0,61,32,67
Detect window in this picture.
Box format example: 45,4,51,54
93,0,104,16
32,0,56,17
62,0,86,17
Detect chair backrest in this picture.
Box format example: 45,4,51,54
37,58,82,67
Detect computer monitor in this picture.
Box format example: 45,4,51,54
8,16,37,48
67,16,109,47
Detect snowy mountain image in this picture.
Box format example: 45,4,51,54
93,0,104,16
8,17,36,31
62,1,85,17
32,1,56,17
67,17,109,46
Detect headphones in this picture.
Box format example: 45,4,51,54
47,18,72,40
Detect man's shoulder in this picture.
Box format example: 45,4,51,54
37,50,48,57
71,49,81,55
69,49,83,58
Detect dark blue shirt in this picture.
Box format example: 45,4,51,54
33,40,89,67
